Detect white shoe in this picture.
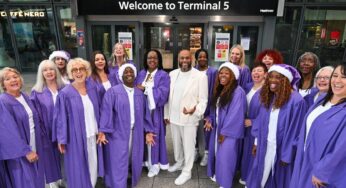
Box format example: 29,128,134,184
174,173,191,185
239,178,246,185
210,175,216,182
168,163,183,172
148,165,160,178
194,149,199,162
200,152,208,166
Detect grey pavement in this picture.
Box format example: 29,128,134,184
22,73,245,188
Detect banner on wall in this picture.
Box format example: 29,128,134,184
215,33,230,62
118,32,133,60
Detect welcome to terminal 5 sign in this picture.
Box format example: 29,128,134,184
77,0,279,16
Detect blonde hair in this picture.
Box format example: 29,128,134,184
32,60,65,92
230,44,246,67
0,67,23,92
67,58,92,79
110,42,129,67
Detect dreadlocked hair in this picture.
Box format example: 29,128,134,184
211,68,238,108
260,74,292,109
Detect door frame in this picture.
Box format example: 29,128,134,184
86,21,140,66
142,22,205,71
208,22,263,67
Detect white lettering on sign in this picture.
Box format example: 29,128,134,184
260,9,274,13
118,1,163,10
0,10,46,18
117,1,231,11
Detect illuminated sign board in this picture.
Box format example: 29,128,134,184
77,0,278,16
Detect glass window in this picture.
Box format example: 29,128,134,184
56,6,77,58
143,25,174,70
286,0,302,2
274,7,302,65
298,7,346,67
9,6,57,71
237,26,259,67
91,25,111,58
211,25,234,67
113,25,137,63
0,8,16,67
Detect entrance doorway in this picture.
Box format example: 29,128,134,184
143,23,204,71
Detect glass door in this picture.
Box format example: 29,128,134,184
209,23,262,68
88,22,139,65
143,23,204,71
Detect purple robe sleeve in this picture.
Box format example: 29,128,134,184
153,72,170,107
220,88,246,138
0,102,31,160
312,119,346,183
99,89,116,133
281,99,307,164
52,92,68,144
143,95,155,134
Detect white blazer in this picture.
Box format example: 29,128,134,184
164,68,208,126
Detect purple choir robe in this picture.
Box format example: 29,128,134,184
88,73,117,99
247,91,307,188
0,92,45,188
238,65,252,89
198,66,218,151
290,100,346,188
207,86,246,188
303,87,319,108
240,83,262,182
30,88,62,183
52,81,103,188
99,84,155,188
135,69,170,166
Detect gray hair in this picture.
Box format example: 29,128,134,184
296,52,321,71
0,67,24,92
67,58,92,80
313,66,334,87
32,60,65,92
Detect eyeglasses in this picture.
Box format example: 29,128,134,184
71,67,86,73
316,76,330,81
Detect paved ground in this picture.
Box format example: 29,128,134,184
22,73,245,188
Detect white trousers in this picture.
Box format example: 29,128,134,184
87,136,98,187
261,141,276,188
171,123,197,176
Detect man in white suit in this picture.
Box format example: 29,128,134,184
164,49,208,185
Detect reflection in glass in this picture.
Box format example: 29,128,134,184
274,7,301,65
9,6,57,71
144,25,174,70
91,25,111,58
237,26,259,67
0,8,16,67
56,6,77,58
298,8,346,67
211,25,234,67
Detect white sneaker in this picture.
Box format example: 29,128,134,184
200,152,208,166
148,165,160,178
239,178,246,185
194,149,199,162
210,175,216,182
168,163,183,172
174,173,191,185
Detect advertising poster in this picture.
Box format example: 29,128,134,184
215,33,230,62
118,32,133,60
